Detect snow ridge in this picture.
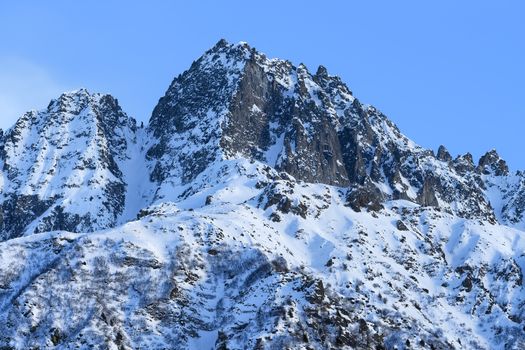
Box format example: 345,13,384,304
0,40,524,349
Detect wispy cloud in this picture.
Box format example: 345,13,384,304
0,57,68,130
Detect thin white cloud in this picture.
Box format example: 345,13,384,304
0,57,68,130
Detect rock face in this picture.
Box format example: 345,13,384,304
436,145,453,162
147,40,353,189
146,40,523,226
0,40,524,349
478,149,509,176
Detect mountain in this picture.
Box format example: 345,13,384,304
0,89,143,240
145,39,524,227
0,40,524,349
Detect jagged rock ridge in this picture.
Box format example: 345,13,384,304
0,40,524,349
147,39,524,228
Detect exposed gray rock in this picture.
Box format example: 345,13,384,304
478,149,509,176
453,153,476,176
346,181,385,212
436,145,452,162
417,176,440,207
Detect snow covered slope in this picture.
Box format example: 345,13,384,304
0,89,140,240
1,161,524,349
0,40,524,349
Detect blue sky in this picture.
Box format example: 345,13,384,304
0,1,523,169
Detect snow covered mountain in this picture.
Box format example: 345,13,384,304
0,89,141,240
0,40,524,349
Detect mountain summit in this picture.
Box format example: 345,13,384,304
0,40,524,349
146,39,524,227
0,89,139,240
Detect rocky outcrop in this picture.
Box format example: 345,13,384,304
453,153,476,176
436,145,452,162
478,149,509,176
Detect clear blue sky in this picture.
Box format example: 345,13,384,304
1,1,523,169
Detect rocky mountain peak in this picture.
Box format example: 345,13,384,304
436,145,453,162
315,64,329,78
47,88,91,113
453,152,475,175
0,40,524,349
1,40,521,235
208,39,252,60
43,88,134,128
213,38,229,49
142,40,515,226
0,89,138,240
478,149,509,176
150,41,370,188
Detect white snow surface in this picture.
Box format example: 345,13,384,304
0,158,524,349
